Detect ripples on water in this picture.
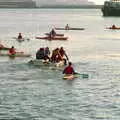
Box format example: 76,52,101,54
0,9,120,119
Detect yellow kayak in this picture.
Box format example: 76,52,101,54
63,74,77,80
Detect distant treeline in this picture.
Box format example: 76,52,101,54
39,5,103,9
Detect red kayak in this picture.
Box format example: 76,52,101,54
36,36,68,40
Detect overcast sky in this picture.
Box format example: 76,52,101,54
34,0,105,5
91,0,105,5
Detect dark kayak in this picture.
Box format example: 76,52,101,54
55,27,85,30
45,33,64,36
36,36,68,40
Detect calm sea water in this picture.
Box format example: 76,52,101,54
0,8,120,120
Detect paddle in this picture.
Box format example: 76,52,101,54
74,72,89,78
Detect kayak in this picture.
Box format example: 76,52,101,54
36,36,68,41
12,37,30,42
28,59,66,68
45,33,64,36
0,47,10,50
0,52,31,57
63,74,77,80
55,27,85,30
106,27,120,30
63,73,89,80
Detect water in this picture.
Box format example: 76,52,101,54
0,8,120,119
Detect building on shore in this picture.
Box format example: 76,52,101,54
36,0,95,7
0,0,36,8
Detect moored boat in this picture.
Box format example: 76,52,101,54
36,36,68,40
102,0,120,16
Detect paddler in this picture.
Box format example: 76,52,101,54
44,47,50,61
65,24,70,30
49,28,56,37
9,46,16,55
36,48,45,59
111,24,116,29
18,33,23,39
63,62,76,75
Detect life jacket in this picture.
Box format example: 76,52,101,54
63,66,75,74
9,48,16,55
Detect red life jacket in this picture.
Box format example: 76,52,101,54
9,48,16,54
64,66,75,74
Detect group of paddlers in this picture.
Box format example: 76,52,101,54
36,47,69,64
36,46,76,75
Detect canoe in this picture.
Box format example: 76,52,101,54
0,53,31,57
36,36,68,41
55,27,85,30
63,74,77,80
45,33,64,36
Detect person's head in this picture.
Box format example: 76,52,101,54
45,47,49,50
112,24,115,27
68,62,72,66
60,47,63,49
19,33,21,35
40,48,44,51
11,46,14,48
55,48,59,51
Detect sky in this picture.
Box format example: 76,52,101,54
91,0,105,5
